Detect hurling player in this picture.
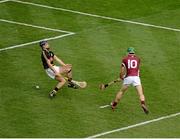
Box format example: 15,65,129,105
40,40,76,98
111,47,149,114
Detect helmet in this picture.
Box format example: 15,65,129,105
127,47,135,54
39,40,48,48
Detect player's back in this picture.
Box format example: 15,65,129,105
122,54,140,77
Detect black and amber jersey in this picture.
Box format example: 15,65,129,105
41,50,55,69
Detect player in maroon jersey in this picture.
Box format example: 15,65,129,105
40,40,77,98
111,47,149,114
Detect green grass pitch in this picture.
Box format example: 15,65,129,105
0,0,180,137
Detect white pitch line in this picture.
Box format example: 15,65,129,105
0,0,9,3
0,18,73,34
99,105,110,109
0,18,75,52
0,33,74,52
86,112,180,138
11,0,180,32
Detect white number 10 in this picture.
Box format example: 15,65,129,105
128,60,137,69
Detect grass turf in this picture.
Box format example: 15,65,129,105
0,0,180,137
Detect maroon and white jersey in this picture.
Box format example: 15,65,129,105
122,54,140,77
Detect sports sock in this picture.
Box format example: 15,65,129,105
68,78,72,82
141,101,145,105
54,87,59,92
112,101,118,107
104,84,108,88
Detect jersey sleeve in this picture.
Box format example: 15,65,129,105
121,57,126,67
120,58,126,80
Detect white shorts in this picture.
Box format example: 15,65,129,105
45,65,60,79
123,76,141,86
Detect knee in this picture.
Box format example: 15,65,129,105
60,78,66,84
56,76,66,83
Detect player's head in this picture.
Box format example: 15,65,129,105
39,40,49,50
127,47,135,54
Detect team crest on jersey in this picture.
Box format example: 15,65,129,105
49,51,54,57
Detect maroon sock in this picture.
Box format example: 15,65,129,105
112,101,118,107
141,101,145,105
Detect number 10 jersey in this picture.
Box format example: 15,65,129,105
122,54,140,77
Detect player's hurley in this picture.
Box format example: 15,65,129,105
99,78,121,90
64,77,87,89
71,80,87,89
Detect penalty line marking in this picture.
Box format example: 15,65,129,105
0,18,75,52
11,0,180,33
86,112,180,138
0,18,73,34
0,0,9,3
0,2,75,52
99,105,110,109
0,33,74,52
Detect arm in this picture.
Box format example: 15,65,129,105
54,55,66,66
120,63,126,80
42,51,59,75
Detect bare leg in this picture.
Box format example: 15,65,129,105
59,64,78,89
55,75,66,89
59,64,72,80
111,85,129,109
49,75,66,98
66,64,72,79
135,85,149,114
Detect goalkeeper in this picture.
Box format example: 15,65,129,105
39,40,77,98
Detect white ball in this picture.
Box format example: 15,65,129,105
36,85,40,89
